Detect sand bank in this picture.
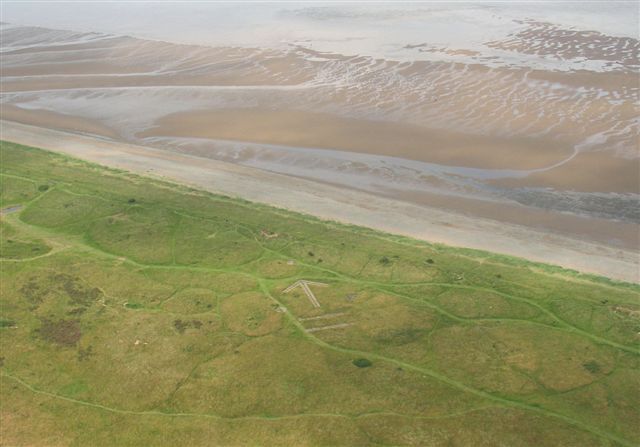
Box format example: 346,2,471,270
139,108,572,170
2,24,638,222
2,120,637,283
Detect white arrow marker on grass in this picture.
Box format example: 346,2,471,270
283,280,328,308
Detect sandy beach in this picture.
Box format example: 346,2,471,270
2,120,638,283
1,22,637,229
0,10,638,281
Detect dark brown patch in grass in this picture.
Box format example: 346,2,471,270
20,277,46,307
374,328,424,346
19,274,102,311
55,273,102,307
38,318,81,347
174,319,203,334
0,319,16,328
583,360,601,374
67,307,87,316
77,345,94,362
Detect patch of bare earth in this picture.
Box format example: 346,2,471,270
37,318,81,347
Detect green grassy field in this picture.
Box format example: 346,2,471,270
1,140,639,446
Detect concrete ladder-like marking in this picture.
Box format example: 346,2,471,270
307,323,353,333
283,280,328,308
299,312,347,321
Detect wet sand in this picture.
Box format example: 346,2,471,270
378,187,639,249
2,120,638,283
1,25,636,194
1,103,121,139
1,22,638,278
492,150,640,193
139,108,573,170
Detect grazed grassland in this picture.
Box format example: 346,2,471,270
1,141,639,446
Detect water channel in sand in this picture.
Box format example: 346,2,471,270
1,2,638,251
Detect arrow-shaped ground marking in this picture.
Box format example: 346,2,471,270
283,280,328,308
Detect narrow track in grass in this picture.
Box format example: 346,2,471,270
0,372,498,422
7,210,637,355
6,213,636,443
4,200,638,354
2,148,638,446
258,280,637,447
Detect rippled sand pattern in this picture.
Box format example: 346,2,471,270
1,21,638,248
487,19,640,70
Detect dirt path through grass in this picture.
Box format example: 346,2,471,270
2,141,638,446
258,280,637,447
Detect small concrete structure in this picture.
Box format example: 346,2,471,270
283,280,328,308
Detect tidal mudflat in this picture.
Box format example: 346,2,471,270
1,2,638,256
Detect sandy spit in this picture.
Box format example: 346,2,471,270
1,120,638,283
